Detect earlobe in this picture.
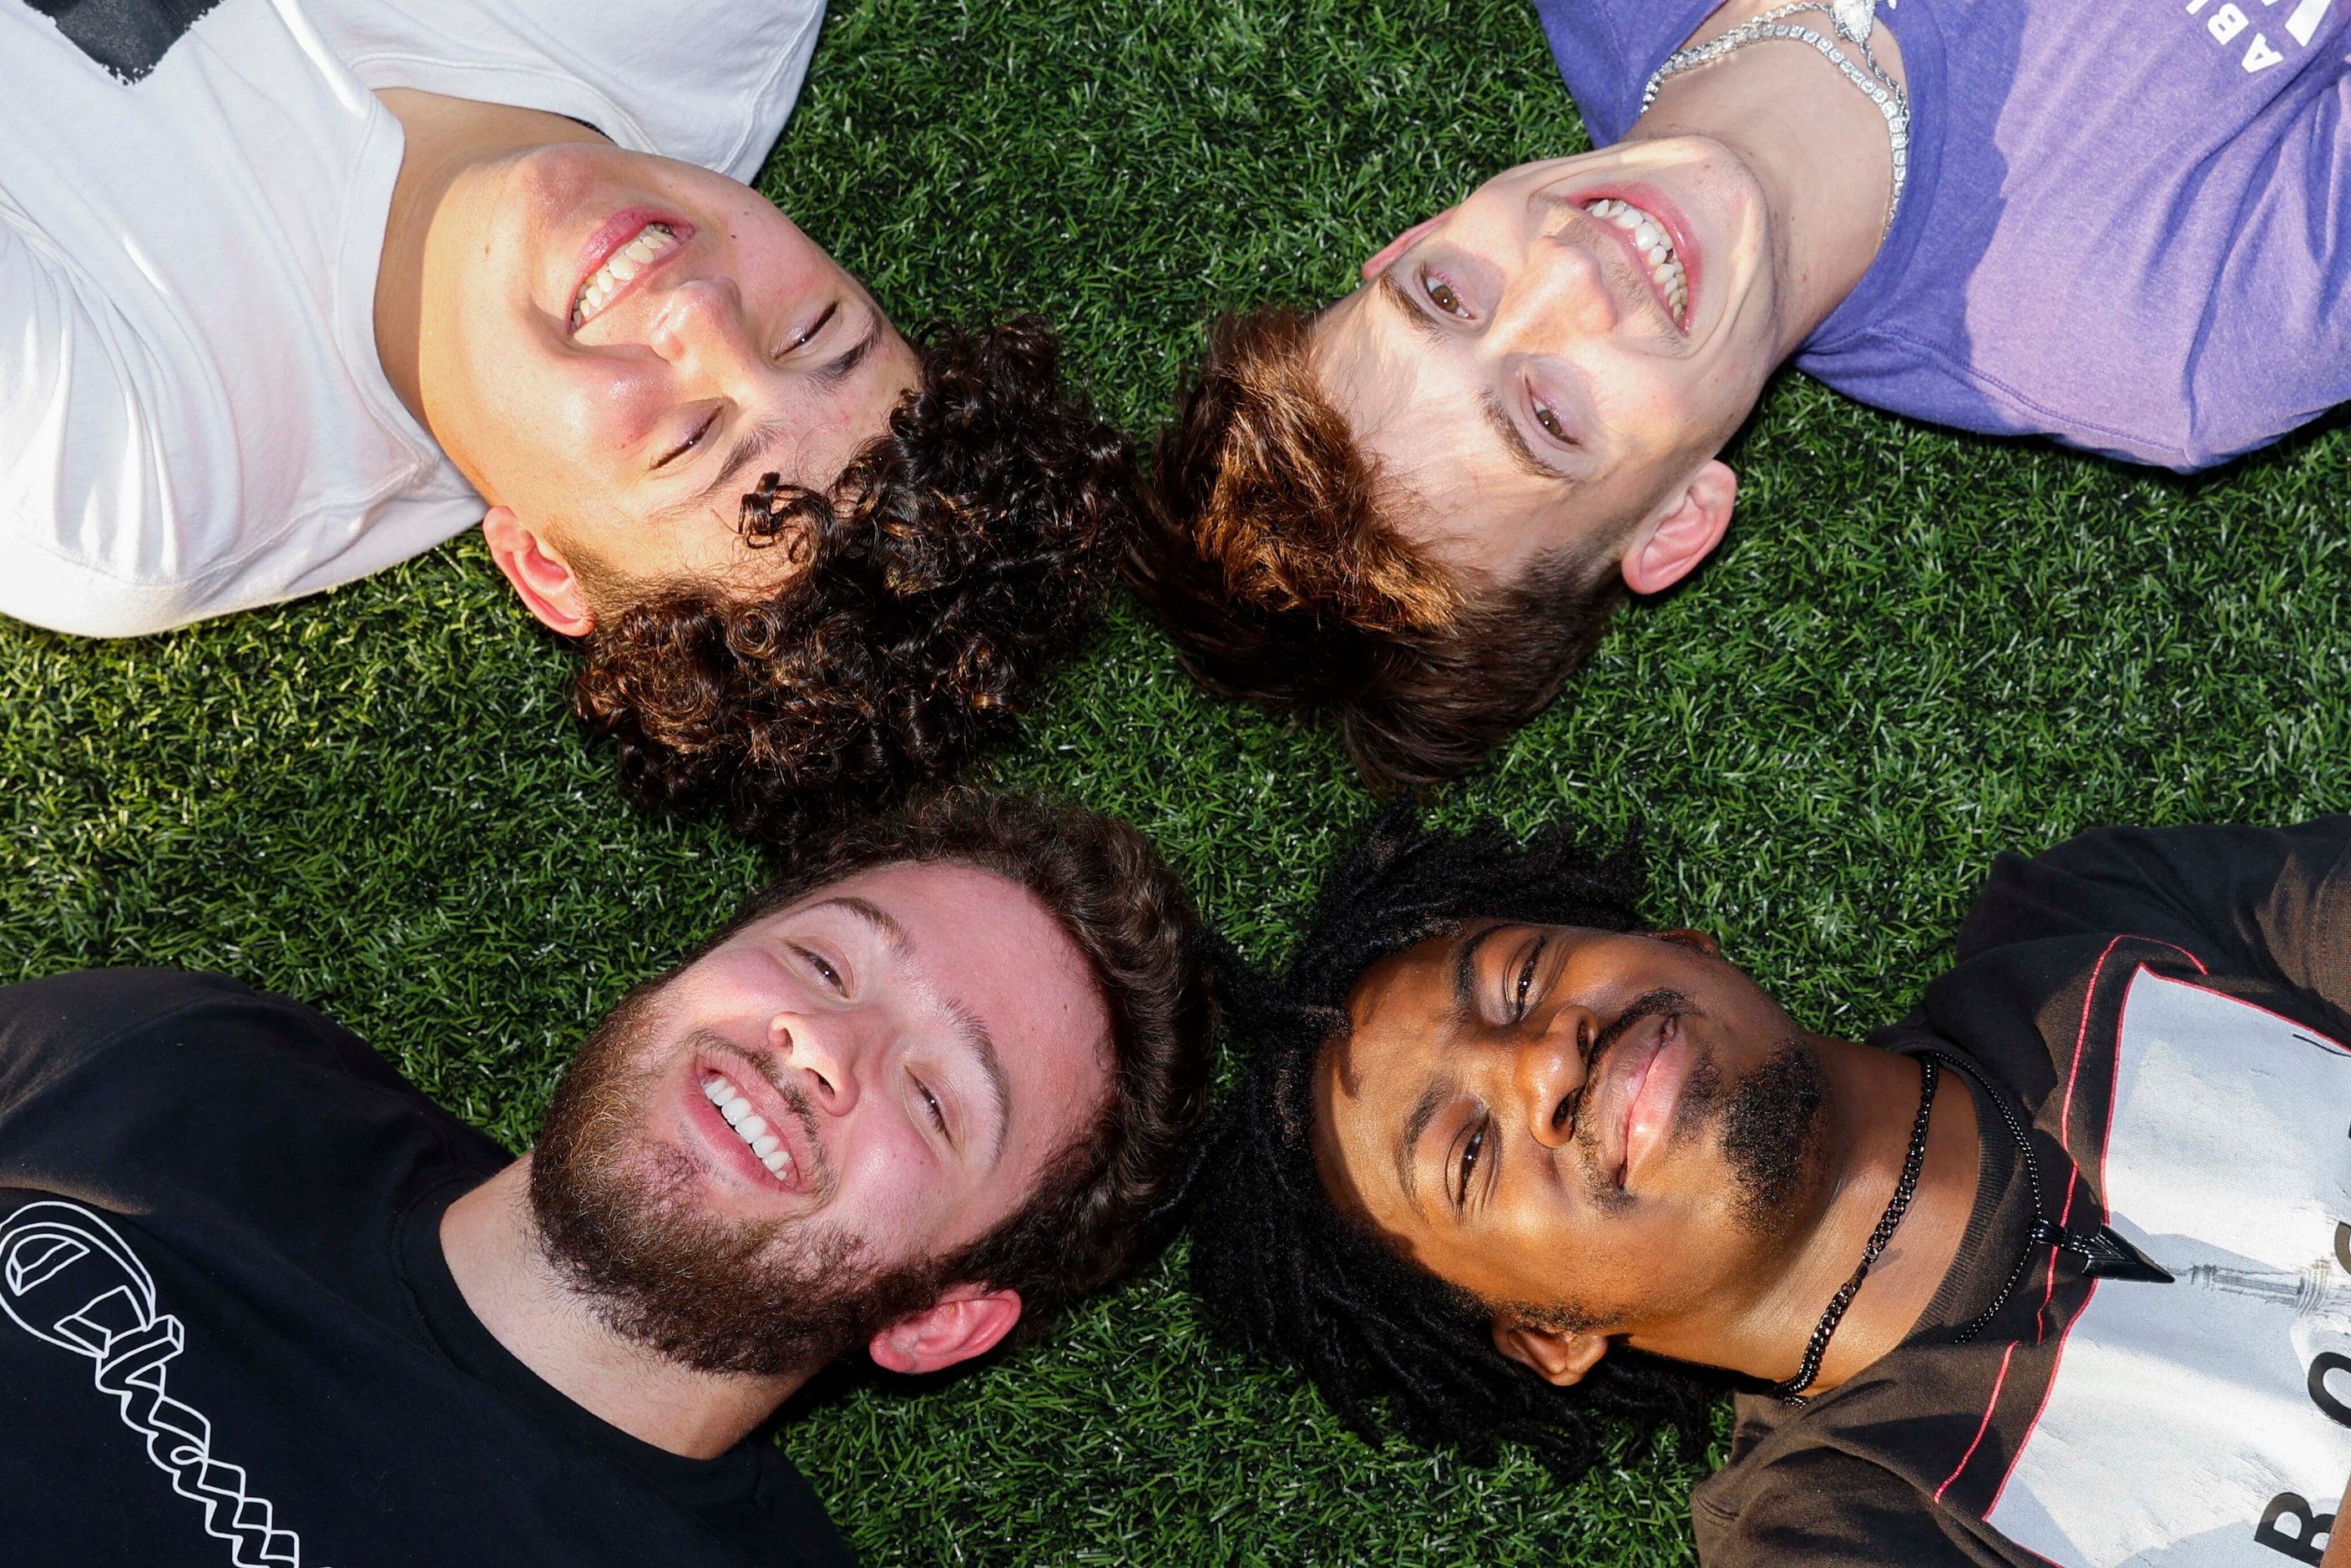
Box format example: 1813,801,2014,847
866,1287,1023,1376
1618,459,1737,596
1492,1318,1612,1388
1362,206,1459,281
481,505,597,636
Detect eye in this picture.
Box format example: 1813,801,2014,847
1530,394,1572,445
652,408,717,470
1420,270,1469,318
1456,1119,1488,1208
913,1077,948,1136
1513,938,1545,1021
792,944,846,994
775,300,838,362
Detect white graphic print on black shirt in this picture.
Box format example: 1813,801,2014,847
2,1201,317,1568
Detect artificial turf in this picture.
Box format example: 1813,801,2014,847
5,0,2348,1561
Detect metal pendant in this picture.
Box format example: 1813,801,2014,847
2031,1218,2177,1284
1830,0,1876,45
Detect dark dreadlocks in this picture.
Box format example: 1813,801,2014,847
1188,804,1723,1483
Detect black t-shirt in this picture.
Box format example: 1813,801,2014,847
1691,820,2351,1567
0,969,857,1568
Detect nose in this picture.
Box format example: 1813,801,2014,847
1502,229,1621,341
769,1011,858,1115
1515,1002,1599,1150
647,275,763,382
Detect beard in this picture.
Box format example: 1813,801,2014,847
1675,1038,1830,1237
527,982,948,1377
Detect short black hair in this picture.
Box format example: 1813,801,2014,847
1187,804,1722,1482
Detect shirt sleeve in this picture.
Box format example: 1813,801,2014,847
1954,818,2351,1014
1694,1446,2010,1568
0,210,199,639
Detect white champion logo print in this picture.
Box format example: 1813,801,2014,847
0,1201,323,1568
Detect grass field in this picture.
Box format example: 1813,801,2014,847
8,1,2350,1563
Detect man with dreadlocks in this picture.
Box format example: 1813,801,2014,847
1191,808,2351,1566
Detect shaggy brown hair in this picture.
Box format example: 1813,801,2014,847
695,788,1217,1338
1125,307,1626,789
572,319,1130,842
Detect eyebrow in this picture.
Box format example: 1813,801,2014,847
942,997,1014,1165
650,312,887,525
1373,270,1578,487
801,895,911,953
1397,1075,1454,1205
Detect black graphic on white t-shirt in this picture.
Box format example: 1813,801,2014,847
1979,971,2351,1565
20,0,225,83
0,1200,322,1567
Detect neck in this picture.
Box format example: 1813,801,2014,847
1633,1034,1980,1396
372,88,608,436
439,1158,810,1459
1628,0,1907,362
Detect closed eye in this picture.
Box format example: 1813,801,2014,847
776,300,837,361
653,408,718,471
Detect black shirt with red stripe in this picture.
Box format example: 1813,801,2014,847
1691,819,2351,1567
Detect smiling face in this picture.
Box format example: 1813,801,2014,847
416,141,920,598
1312,921,1832,1342
1311,137,1784,587
528,859,1113,1371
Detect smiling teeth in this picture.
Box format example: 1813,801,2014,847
1582,198,1687,323
702,1071,794,1179
572,222,679,330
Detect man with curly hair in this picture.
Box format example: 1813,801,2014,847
0,791,1214,1565
3,0,1129,834
1132,0,2351,787
1191,807,2351,1565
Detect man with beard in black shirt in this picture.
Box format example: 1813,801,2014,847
0,792,1211,1568
1192,810,2351,1567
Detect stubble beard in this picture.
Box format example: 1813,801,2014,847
1675,1037,1831,1237
526,982,947,1377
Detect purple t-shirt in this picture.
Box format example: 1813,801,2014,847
1532,0,2351,469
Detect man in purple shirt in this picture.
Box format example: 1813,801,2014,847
1129,0,2351,787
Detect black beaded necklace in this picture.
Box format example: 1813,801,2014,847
1771,1055,1939,1407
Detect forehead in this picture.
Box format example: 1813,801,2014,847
775,860,1112,1095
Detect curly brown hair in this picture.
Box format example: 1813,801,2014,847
1125,307,1625,790
572,318,1130,842
693,787,1218,1336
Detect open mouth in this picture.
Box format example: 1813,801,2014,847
1582,197,1688,327
700,1068,800,1184
571,220,683,331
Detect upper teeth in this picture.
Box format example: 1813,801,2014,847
573,223,679,330
1582,199,1688,323
702,1071,794,1180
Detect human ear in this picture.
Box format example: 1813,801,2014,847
866,1285,1023,1376
1649,928,1723,959
482,505,597,636
1362,206,1459,281
1617,459,1737,596
1491,1317,1611,1388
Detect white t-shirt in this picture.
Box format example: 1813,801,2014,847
0,0,825,637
